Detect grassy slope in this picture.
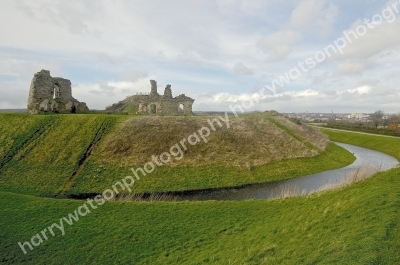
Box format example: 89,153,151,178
0,114,123,196
321,128,400,159
321,129,400,264
69,114,353,194
69,143,352,194
0,124,399,264
0,114,52,168
1,167,399,264
0,114,354,196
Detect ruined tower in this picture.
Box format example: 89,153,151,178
163,85,172,98
27,70,89,114
149,80,159,97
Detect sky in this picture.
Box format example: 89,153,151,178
1,0,400,113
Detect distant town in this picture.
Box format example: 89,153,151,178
283,112,377,123
1,108,398,124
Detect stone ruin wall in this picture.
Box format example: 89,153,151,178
27,70,89,114
137,80,194,115
106,80,195,115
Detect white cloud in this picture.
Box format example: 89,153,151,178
97,52,122,65
0,54,63,80
176,54,202,66
347,86,371,94
335,19,400,61
257,30,302,62
0,81,29,108
89,81,116,97
16,1,102,35
335,61,367,75
290,0,338,36
194,82,400,112
120,68,148,83
233,62,254,76
358,78,380,86
0,1,399,113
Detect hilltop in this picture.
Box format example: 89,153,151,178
0,112,352,196
98,113,328,167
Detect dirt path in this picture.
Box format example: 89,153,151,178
311,126,400,139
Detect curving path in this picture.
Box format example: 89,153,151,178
312,126,400,139
177,142,399,201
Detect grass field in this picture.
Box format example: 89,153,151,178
1,154,399,264
321,128,400,159
1,116,399,264
0,113,354,196
0,114,123,196
0,114,52,169
68,143,353,195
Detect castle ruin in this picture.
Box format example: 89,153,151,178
106,80,194,115
27,70,89,114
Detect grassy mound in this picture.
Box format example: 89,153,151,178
69,143,353,195
0,113,353,196
98,113,329,167
1,129,399,263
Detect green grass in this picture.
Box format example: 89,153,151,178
267,117,318,150
69,143,354,194
0,114,124,196
1,166,399,264
321,122,400,137
0,122,399,264
0,114,54,169
0,114,354,196
123,104,139,114
321,128,400,160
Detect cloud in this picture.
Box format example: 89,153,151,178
290,0,338,36
0,1,399,113
310,72,331,87
322,89,338,96
176,54,202,66
335,19,400,62
0,53,63,80
290,0,323,29
97,52,122,65
382,71,398,81
120,68,148,83
89,81,116,96
194,84,394,112
358,78,380,86
233,62,254,76
335,61,367,75
71,79,153,110
16,0,102,35
0,81,29,108
347,86,371,94
257,30,302,62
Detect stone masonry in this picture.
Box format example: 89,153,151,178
27,70,89,114
106,80,194,115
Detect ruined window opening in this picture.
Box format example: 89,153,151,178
54,84,60,99
150,104,157,114
179,104,184,114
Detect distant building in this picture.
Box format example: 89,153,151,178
348,113,364,119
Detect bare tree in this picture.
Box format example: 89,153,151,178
370,110,384,128
389,113,400,123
